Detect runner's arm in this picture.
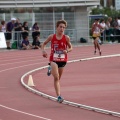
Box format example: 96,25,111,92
41,34,53,58
64,35,72,54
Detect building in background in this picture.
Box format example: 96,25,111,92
115,0,120,10
0,0,100,42
0,0,100,13
100,0,120,9
100,0,115,7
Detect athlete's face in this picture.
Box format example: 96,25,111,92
57,23,66,34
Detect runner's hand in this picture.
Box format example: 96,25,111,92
63,50,68,54
42,50,48,58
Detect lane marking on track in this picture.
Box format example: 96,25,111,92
0,104,52,120
21,54,120,118
0,62,46,73
0,59,44,66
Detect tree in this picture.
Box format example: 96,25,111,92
100,0,115,7
91,7,120,18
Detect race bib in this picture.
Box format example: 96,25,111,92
53,53,65,59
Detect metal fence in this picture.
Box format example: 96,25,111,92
2,12,119,49
10,28,120,49
0,12,91,48
0,12,76,31
6,29,83,49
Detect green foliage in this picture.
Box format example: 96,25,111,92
91,7,120,18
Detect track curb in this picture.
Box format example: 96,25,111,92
21,54,120,118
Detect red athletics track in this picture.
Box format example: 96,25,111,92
0,43,120,120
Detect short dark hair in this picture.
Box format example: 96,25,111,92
56,20,67,27
100,19,105,22
95,18,100,21
1,20,5,25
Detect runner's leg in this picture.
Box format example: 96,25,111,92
58,67,64,80
51,62,60,96
96,37,102,55
93,38,97,54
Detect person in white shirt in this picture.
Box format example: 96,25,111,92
117,17,120,43
0,20,6,33
100,19,106,43
105,19,111,42
0,20,7,40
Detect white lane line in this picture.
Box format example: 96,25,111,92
0,104,52,120
0,56,37,62
21,54,120,118
0,62,46,73
0,59,43,66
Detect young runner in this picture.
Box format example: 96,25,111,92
41,20,72,103
91,18,102,55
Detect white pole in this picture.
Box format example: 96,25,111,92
53,8,55,34
3,13,5,21
62,12,64,20
104,0,107,7
32,12,35,26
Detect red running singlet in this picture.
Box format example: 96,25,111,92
49,34,68,62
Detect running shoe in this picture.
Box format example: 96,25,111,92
47,63,51,76
57,96,64,103
98,39,102,45
94,51,96,55
99,51,102,56
7,47,11,50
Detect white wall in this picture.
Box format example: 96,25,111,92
74,7,89,41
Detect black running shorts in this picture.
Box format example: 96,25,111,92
53,61,67,68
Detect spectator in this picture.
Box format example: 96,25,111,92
14,18,22,41
105,19,111,42
0,20,7,39
112,17,119,43
117,17,120,43
22,21,29,39
6,18,16,49
32,36,41,49
106,17,114,43
21,36,32,50
100,19,106,43
108,17,113,27
118,17,120,27
32,22,40,40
